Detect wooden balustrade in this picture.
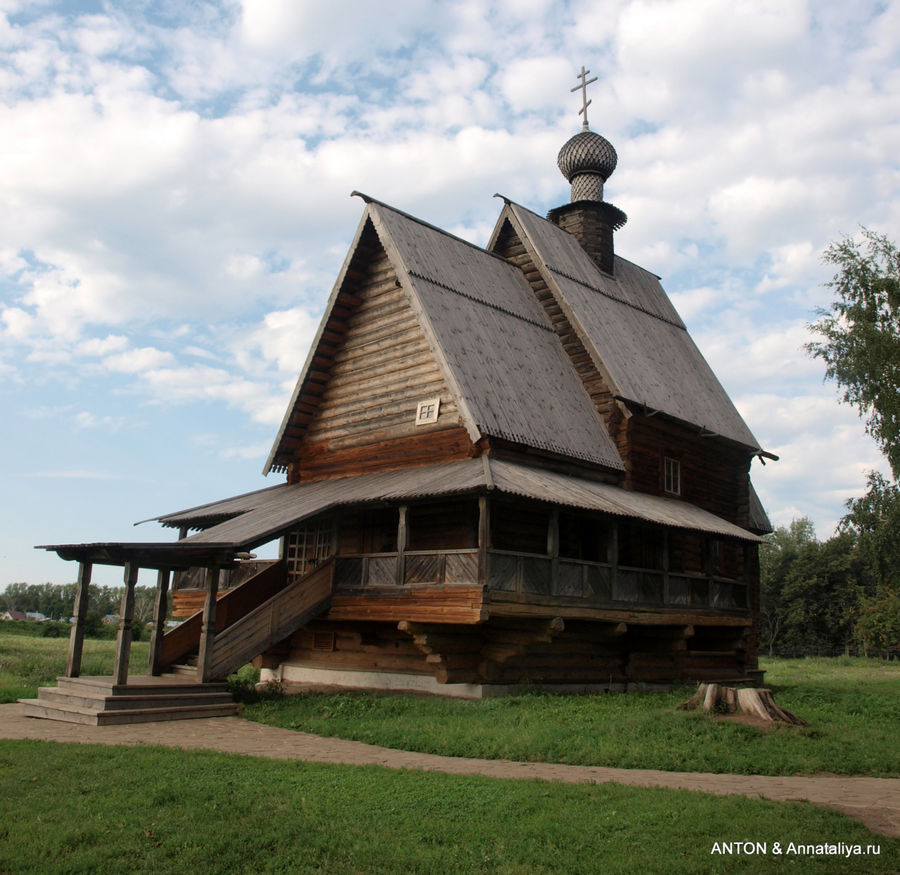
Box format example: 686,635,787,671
157,560,287,671
333,548,748,614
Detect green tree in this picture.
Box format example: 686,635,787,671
759,520,867,655
807,229,900,476
841,472,900,655
758,518,816,656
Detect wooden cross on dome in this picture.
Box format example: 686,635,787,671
571,65,598,130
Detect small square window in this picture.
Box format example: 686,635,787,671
415,397,440,426
664,457,681,495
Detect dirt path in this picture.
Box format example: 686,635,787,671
1,703,898,838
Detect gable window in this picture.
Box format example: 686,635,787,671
415,397,440,425
664,457,681,495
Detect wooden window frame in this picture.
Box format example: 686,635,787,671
415,397,440,426
664,456,681,496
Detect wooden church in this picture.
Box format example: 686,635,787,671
33,79,774,717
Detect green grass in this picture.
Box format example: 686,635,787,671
0,627,149,702
243,658,900,777
1,739,896,874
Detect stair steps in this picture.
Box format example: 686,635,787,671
19,675,237,725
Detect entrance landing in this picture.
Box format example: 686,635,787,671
18,675,236,725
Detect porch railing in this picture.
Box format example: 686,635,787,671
333,548,747,613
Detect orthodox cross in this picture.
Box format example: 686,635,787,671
571,65,598,130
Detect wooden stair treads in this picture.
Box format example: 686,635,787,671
158,560,287,670
19,675,237,725
207,560,334,680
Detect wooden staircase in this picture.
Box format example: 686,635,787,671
19,675,237,725
19,559,334,725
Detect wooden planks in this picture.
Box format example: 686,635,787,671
208,561,333,680
328,585,486,624
296,428,476,481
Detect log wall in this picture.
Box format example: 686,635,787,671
283,221,476,482
267,615,750,687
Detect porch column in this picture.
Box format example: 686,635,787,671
148,568,171,676
477,496,490,585
608,520,619,599
65,561,92,678
661,530,670,605
396,505,408,586
547,507,560,585
112,562,139,686
197,567,220,683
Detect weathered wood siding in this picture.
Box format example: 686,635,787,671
286,222,474,482
625,415,752,526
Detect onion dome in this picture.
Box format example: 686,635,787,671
557,129,618,202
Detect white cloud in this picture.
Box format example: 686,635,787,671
102,346,175,374
3,0,900,587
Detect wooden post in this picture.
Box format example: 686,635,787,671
396,505,408,586
608,520,619,599
197,567,220,683
661,529,670,605
148,568,171,676
65,562,92,678
548,507,560,593
478,496,490,587
112,562,139,686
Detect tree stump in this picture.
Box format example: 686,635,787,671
678,683,806,725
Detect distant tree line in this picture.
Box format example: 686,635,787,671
1,582,164,637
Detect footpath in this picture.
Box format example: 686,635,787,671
1,702,898,838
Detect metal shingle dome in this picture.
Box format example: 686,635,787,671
557,129,618,183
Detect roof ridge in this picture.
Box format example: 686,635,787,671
352,191,513,265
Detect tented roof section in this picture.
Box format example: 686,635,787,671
143,457,761,550
499,202,762,452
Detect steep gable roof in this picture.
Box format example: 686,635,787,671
492,201,762,452
266,197,624,475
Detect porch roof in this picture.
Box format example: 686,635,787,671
149,457,763,551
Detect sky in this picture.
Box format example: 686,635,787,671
2,0,899,589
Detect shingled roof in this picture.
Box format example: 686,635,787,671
492,201,762,452
142,457,761,550
265,197,624,475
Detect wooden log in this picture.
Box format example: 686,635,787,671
112,562,139,686
65,561,92,678
678,683,806,725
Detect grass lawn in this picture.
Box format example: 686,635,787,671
0,631,897,870
0,627,149,703
242,657,900,777
1,739,897,874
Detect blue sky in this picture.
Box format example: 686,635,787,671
2,0,899,589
